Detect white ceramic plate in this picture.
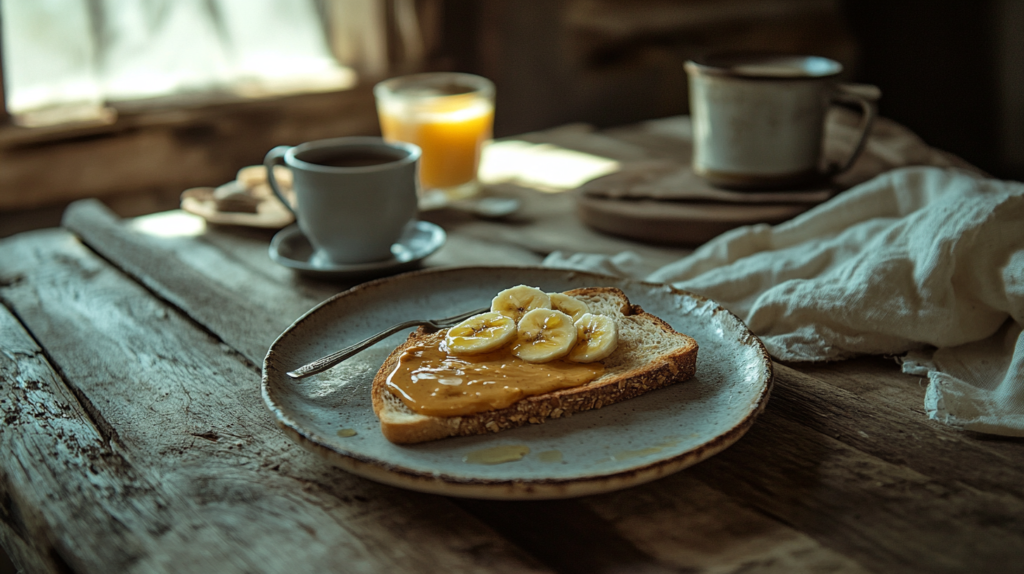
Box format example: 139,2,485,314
262,267,772,499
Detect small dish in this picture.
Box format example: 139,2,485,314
181,186,295,229
575,161,836,245
269,221,446,280
576,193,815,246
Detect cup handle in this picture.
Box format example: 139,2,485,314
264,145,297,218
826,83,882,176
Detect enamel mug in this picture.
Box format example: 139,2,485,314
685,53,880,189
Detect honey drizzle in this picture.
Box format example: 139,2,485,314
463,445,530,465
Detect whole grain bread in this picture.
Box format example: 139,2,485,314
371,287,698,444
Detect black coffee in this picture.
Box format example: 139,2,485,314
306,151,399,168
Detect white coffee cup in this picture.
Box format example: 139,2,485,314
265,137,421,265
685,53,881,189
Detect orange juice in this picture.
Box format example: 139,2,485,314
375,73,495,198
379,98,493,190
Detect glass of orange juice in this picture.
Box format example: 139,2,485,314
374,73,495,204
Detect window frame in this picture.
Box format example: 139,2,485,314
0,6,398,213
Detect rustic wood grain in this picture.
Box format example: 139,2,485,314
56,201,888,573
0,229,552,574
586,474,872,574
0,305,260,574
61,201,322,365
6,112,1024,574
56,197,1024,573
683,366,1024,574
773,364,1024,499
796,355,1024,477
780,356,931,418
461,478,873,574
62,200,546,365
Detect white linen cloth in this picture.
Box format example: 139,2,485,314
545,167,1024,436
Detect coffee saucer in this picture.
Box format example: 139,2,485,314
269,221,446,280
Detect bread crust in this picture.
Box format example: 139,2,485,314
371,287,698,444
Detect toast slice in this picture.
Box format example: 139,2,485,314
371,287,698,444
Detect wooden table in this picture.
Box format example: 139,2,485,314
2,119,1022,574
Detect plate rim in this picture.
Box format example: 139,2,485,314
261,265,774,499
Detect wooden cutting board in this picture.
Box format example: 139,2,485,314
575,161,835,245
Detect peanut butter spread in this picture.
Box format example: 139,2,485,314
386,339,604,416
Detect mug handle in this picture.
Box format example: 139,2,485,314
264,145,297,218
827,83,882,176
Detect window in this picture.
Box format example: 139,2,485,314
0,0,431,212
1,0,422,127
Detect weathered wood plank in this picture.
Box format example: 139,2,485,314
773,363,1024,500
62,200,546,365
0,228,552,574
460,476,872,574
0,524,50,574
456,498,683,574
43,197,1024,574
588,474,872,574
60,201,323,365
684,370,1024,574
58,203,882,573
784,353,1024,484
781,356,931,418
0,303,258,574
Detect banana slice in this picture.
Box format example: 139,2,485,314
567,313,619,363
445,312,518,355
491,285,551,324
549,292,590,322
511,308,578,363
